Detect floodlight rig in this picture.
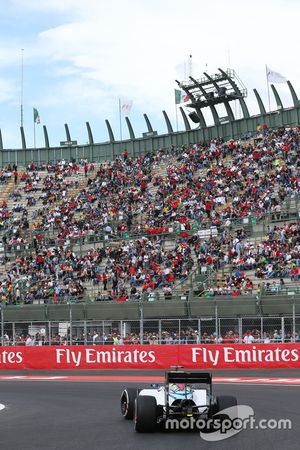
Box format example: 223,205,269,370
176,68,249,126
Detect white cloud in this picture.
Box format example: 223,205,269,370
1,0,300,147
0,78,17,103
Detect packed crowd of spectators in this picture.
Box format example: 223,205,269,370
0,125,300,305
200,220,300,297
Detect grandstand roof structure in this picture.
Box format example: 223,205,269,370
0,67,299,167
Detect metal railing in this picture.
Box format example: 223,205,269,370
1,314,300,346
2,274,300,306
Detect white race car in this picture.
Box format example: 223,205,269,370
120,368,237,432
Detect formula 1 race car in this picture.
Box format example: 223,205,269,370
120,368,237,433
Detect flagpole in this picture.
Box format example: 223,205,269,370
266,64,271,113
20,48,24,127
34,121,36,148
33,113,36,163
119,98,122,142
175,104,178,132
189,54,192,77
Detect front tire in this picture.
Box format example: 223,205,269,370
134,395,157,433
121,388,138,420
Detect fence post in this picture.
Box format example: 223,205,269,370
158,319,162,344
189,273,193,295
292,300,296,342
215,302,218,341
120,320,124,341
84,320,87,345
139,302,144,344
68,302,73,345
281,316,285,343
12,322,16,345
0,304,4,346
238,317,243,343
198,318,201,343
48,321,51,346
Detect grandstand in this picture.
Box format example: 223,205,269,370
0,70,300,347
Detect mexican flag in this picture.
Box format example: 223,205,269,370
175,89,189,104
33,108,40,124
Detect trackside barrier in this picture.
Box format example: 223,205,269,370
0,344,300,370
1,314,300,346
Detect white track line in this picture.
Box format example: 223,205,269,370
0,378,300,386
213,382,300,387
0,376,66,380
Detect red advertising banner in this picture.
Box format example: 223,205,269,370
0,344,300,370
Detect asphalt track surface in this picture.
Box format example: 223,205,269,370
1,370,300,450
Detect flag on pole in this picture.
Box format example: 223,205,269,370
175,89,190,104
33,108,40,124
266,66,287,83
120,100,133,114
175,89,181,104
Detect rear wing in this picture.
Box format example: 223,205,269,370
166,371,212,385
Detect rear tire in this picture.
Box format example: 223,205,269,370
134,395,157,433
216,395,237,412
120,388,138,420
215,395,238,426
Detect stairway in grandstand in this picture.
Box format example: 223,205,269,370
28,166,94,229
5,163,103,228
0,168,25,204
4,169,80,228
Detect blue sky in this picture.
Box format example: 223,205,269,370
0,0,299,149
